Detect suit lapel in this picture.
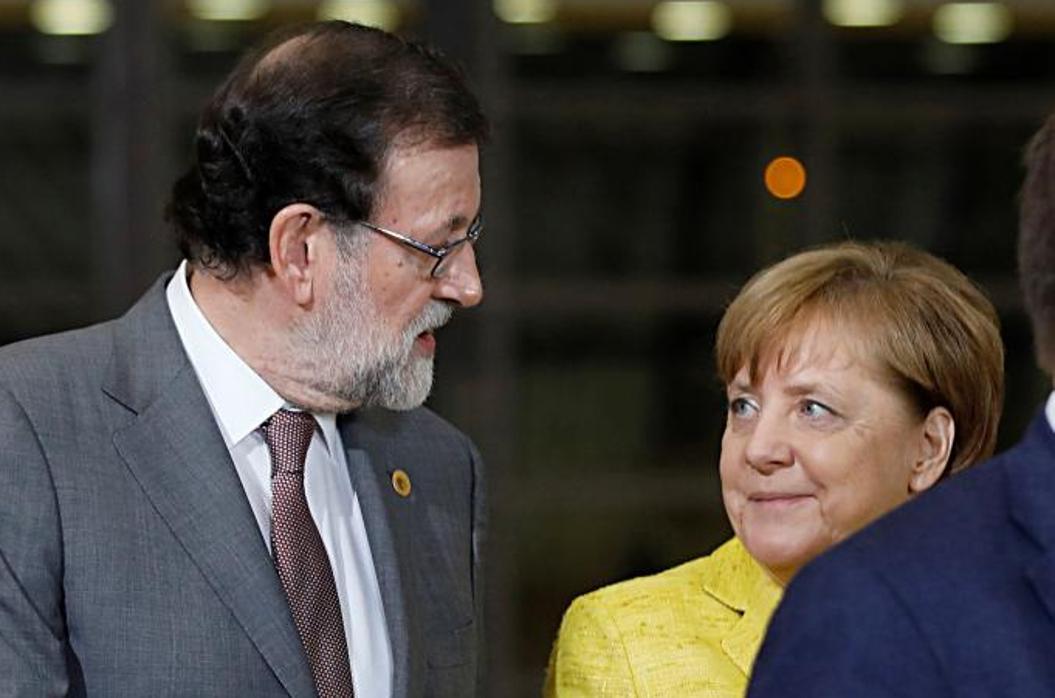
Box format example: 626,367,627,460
340,413,424,698
720,590,781,677
1008,412,1055,627
103,278,316,698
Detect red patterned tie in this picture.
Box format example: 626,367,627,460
263,409,354,698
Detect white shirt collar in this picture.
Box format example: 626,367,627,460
165,260,341,453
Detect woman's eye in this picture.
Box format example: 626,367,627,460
729,397,756,417
800,400,834,419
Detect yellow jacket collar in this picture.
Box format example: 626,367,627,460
702,538,784,675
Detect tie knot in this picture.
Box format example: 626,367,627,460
262,409,316,475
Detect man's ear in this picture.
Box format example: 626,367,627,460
267,203,327,306
908,406,955,495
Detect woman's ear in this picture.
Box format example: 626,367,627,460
908,406,955,495
267,203,327,306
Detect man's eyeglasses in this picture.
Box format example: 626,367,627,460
357,216,482,278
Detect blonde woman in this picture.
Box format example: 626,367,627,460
546,241,1004,697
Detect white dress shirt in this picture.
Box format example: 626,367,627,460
166,261,392,697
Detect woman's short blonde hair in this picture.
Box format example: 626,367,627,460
715,241,1004,476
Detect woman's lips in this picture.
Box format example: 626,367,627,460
748,493,812,505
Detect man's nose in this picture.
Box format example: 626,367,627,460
433,245,483,308
743,412,794,475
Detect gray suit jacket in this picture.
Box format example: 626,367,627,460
0,276,486,697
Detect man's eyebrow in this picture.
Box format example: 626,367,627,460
434,211,479,237
446,214,470,231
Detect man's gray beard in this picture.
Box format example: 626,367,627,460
291,241,453,413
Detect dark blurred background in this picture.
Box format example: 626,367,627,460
1,0,1052,694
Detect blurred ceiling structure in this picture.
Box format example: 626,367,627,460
0,0,1052,39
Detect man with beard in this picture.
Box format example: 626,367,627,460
0,21,487,698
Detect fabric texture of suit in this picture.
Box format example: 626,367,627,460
748,410,1055,698
546,537,782,698
0,275,486,698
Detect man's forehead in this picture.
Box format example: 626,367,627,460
384,137,480,164
371,142,481,228
376,141,480,190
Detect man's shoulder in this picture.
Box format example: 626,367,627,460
397,404,470,437
751,419,1055,697
872,451,1009,536
0,276,172,399
352,404,471,442
793,436,1038,616
0,320,118,394
747,462,1011,698
346,405,482,472
828,451,1012,575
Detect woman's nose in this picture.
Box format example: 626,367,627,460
743,413,794,474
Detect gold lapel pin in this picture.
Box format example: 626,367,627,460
391,469,412,498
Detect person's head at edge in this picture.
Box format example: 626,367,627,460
166,21,489,415
1020,113,1055,379
715,241,1004,585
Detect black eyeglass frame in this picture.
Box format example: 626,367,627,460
356,216,483,278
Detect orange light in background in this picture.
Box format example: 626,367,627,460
764,156,807,199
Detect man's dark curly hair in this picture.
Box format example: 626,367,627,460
167,21,488,277
1020,111,1055,373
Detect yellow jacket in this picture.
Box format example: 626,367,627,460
545,538,782,698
